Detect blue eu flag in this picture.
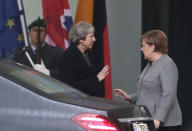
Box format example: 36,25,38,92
0,0,25,59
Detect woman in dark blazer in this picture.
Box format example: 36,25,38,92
60,22,109,97
113,30,182,131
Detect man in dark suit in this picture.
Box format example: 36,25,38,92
60,22,109,97
13,18,63,79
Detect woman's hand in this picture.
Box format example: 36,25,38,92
154,119,160,129
113,89,131,101
97,65,109,81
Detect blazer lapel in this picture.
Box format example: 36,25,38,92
25,46,36,64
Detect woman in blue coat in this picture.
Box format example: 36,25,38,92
60,22,109,97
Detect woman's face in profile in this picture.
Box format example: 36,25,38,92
82,33,96,50
141,40,154,61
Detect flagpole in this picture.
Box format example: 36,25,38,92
17,0,29,46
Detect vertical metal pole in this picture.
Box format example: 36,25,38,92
17,0,30,46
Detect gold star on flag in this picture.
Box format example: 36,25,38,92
17,34,23,43
6,19,15,29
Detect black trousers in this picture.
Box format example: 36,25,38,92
157,126,181,131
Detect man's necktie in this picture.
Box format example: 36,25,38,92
35,48,41,64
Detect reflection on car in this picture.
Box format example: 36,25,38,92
0,59,156,131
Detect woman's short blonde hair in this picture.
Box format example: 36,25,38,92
140,29,168,54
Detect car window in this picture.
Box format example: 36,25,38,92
0,60,87,98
